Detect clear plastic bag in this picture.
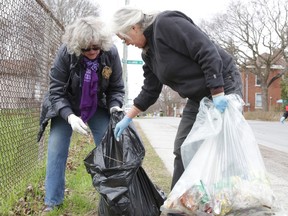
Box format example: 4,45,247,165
161,94,282,216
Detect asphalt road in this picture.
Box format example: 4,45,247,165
134,117,288,214
248,120,288,153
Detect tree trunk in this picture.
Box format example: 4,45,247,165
261,85,269,111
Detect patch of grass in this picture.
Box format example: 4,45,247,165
0,165,46,215
4,122,171,215
44,134,99,216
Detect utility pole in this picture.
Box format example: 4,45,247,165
122,0,130,107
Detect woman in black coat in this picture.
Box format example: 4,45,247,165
111,7,243,189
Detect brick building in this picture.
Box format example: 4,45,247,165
241,65,285,112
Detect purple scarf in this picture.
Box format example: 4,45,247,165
80,57,99,123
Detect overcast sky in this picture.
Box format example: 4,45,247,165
96,0,231,23
95,0,232,104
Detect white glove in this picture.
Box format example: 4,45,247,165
110,106,123,114
67,114,88,135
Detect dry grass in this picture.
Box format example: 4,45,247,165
5,122,172,216
244,111,282,121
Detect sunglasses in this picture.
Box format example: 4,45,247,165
81,46,101,52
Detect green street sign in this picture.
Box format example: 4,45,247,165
122,59,143,64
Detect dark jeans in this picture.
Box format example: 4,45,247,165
44,107,110,206
171,64,243,189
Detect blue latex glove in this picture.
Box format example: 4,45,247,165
114,116,132,141
212,93,228,113
280,116,285,124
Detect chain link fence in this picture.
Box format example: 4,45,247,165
0,0,63,198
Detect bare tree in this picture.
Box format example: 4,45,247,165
146,85,186,116
200,0,288,111
44,0,100,26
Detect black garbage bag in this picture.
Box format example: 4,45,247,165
84,111,166,216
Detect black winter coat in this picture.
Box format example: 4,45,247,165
37,44,124,141
133,11,242,111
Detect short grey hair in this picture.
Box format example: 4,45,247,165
62,16,113,56
111,6,159,36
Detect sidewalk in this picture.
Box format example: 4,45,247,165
134,117,179,175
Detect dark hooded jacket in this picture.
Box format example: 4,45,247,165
37,44,124,141
133,11,242,111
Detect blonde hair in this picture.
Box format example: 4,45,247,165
111,6,159,36
62,16,113,56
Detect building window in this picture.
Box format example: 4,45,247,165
255,93,262,108
255,75,261,86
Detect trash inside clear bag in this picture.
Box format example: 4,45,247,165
161,94,283,216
